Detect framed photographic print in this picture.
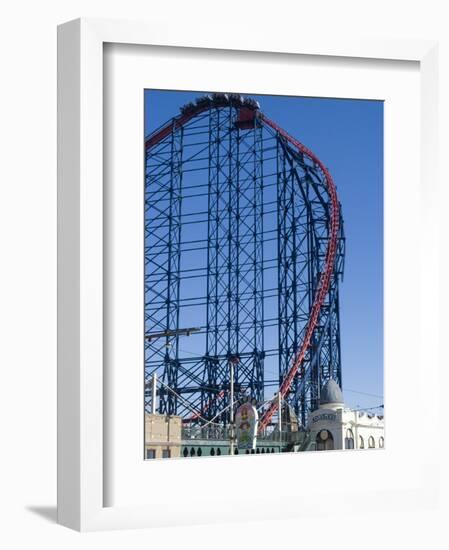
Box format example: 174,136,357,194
143,89,383,460
58,18,442,531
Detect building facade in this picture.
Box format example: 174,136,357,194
145,413,182,459
307,380,384,451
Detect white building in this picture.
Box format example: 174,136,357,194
307,379,384,451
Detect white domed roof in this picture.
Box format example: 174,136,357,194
320,379,344,406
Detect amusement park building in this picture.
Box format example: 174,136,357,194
307,379,385,451
144,379,384,458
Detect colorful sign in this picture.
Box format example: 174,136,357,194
235,402,258,450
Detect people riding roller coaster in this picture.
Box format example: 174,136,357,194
179,92,260,116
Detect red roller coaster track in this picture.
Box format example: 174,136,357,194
145,95,340,434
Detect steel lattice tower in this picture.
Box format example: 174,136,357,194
144,93,345,428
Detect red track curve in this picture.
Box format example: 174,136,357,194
257,114,339,431
145,99,340,433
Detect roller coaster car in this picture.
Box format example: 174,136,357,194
228,93,244,106
195,96,212,108
211,92,229,105
180,101,196,115
243,98,260,110
180,94,260,116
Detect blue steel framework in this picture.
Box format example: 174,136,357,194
144,94,345,427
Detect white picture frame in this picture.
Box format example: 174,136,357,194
57,17,442,531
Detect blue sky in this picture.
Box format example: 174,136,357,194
145,90,384,412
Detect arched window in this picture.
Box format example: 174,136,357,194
345,429,355,449
316,430,334,451
359,436,365,449
368,436,375,448
379,436,384,448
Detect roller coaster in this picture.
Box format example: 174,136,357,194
144,93,345,432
